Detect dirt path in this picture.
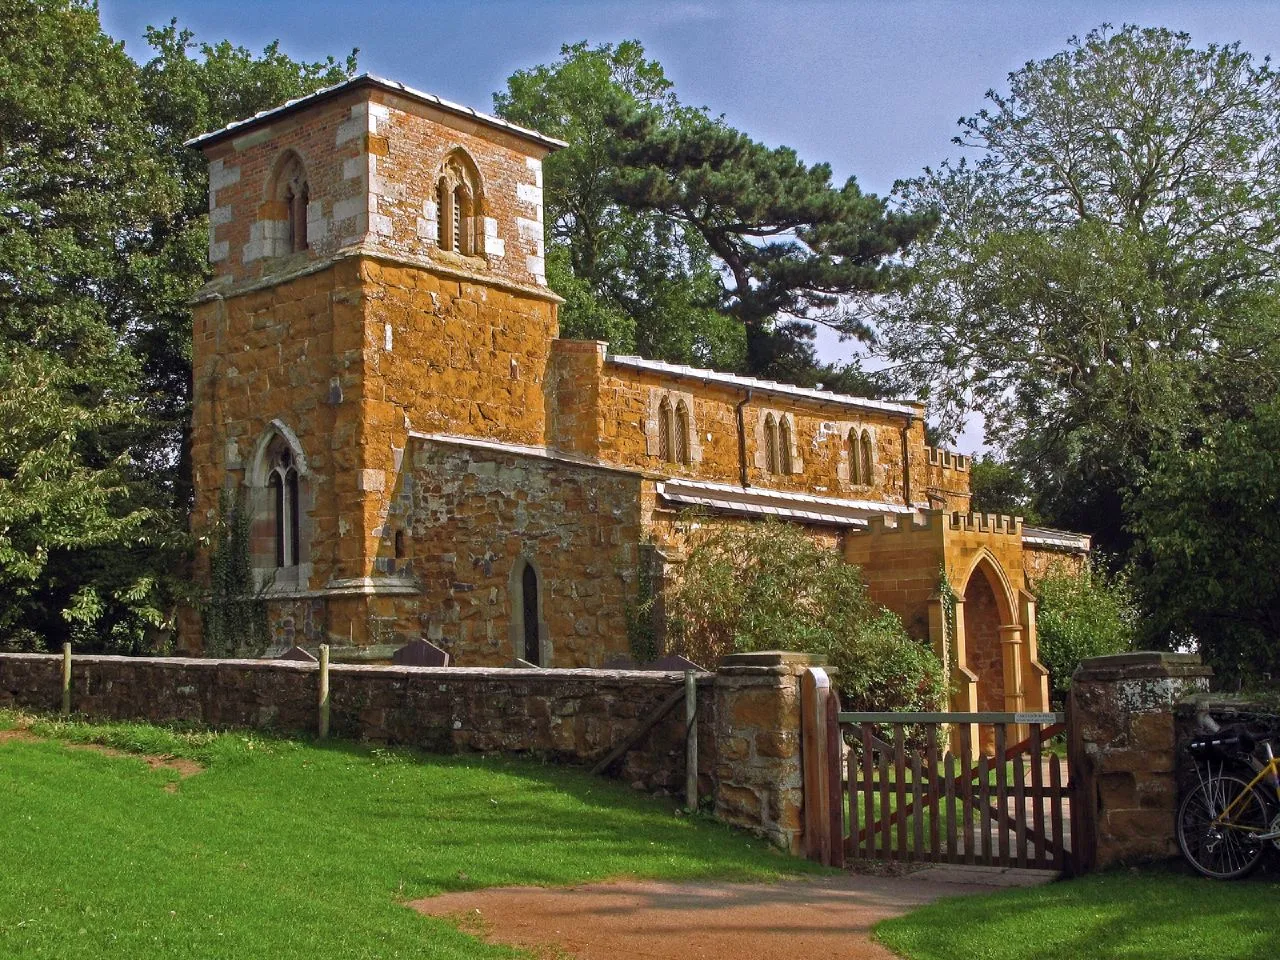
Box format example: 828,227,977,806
0,724,203,788
414,867,1048,960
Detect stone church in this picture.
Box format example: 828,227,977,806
184,75,1088,716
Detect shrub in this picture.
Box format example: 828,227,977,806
1034,559,1136,699
667,519,945,713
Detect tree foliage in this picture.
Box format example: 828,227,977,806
1033,560,1136,699
497,41,930,387
968,455,1040,523
874,25,1280,675
1129,399,1280,685
667,520,944,712
0,0,354,650
875,25,1280,551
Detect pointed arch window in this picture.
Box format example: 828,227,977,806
270,152,310,255
764,413,779,474
860,430,875,486
778,416,794,475
848,429,862,484
658,396,674,462
435,151,482,256
674,400,691,465
268,447,300,567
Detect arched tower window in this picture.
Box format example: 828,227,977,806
270,152,310,254
764,413,779,474
674,400,691,465
658,396,674,462
249,423,310,582
267,445,300,567
848,428,862,485
860,431,875,486
435,150,483,256
779,416,794,475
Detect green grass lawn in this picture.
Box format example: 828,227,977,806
0,709,814,959
876,865,1280,960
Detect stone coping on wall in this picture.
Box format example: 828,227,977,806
0,652,715,685
1073,651,1214,683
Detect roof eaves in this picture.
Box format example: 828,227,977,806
606,354,920,419
185,74,568,152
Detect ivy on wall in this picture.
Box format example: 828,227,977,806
202,490,269,657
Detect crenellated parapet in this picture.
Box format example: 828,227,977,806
948,512,1022,537
854,511,942,537
926,446,970,471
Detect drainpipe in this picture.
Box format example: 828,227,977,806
735,388,754,488
901,417,913,506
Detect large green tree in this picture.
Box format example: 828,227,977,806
497,41,929,388
873,25,1280,669
496,41,744,370
0,0,354,650
875,26,1280,535
1130,398,1280,683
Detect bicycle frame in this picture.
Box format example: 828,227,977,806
1213,740,1280,841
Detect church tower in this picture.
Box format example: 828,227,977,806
185,75,564,654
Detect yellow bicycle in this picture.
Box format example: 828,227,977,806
1178,730,1280,879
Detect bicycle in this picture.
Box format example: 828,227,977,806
1177,724,1280,879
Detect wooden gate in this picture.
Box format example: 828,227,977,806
800,678,1082,874
837,711,1076,872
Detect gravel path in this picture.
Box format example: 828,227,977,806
414,866,1052,960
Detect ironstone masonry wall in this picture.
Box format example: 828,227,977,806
0,653,714,796
0,650,811,851
1069,652,1213,869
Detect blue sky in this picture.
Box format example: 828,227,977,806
97,1,1280,451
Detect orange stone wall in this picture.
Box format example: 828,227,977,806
190,259,368,590
371,438,648,667
547,340,927,506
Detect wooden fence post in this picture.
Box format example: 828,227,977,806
824,687,845,867
684,670,698,811
801,667,833,865
318,643,330,739
61,642,72,716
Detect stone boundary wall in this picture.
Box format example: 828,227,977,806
0,653,717,797
1068,652,1213,870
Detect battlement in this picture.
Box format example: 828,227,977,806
852,511,943,537
948,512,1022,536
927,446,970,471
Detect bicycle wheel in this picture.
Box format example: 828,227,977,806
1177,773,1270,879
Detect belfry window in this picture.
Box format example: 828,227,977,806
270,152,310,254
435,150,482,256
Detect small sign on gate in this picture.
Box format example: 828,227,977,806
1014,712,1058,725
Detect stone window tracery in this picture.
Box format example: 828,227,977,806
266,444,300,568
647,388,701,465
435,151,483,257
